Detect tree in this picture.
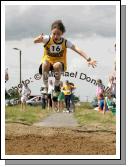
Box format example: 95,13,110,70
73,94,80,103
7,88,20,99
5,90,10,99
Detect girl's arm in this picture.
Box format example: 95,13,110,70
71,45,96,68
71,85,76,90
34,33,44,43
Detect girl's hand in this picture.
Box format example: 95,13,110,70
34,33,44,43
87,60,97,68
40,33,43,38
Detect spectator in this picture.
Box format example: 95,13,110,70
96,79,104,97
62,80,75,113
97,93,104,113
21,82,31,112
51,85,60,112
108,43,116,97
58,81,65,112
47,80,54,111
5,68,9,83
96,79,104,111
108,75,116,98
104,93,116,115
104,43,116,115
69,82,76,112
40,87,47,109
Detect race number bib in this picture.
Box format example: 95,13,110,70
50,44,62,53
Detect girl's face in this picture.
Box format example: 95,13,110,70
51,28,63,42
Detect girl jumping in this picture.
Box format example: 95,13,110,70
34,20,96,92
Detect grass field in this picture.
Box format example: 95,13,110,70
74,102,116,129
5,105,52,125
5,102,116,128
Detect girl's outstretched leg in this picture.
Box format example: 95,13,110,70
42,61,51,91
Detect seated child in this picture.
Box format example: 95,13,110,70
104,93,116,115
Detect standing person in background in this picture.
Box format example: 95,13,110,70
96,79,104,110
21,82,31,112
108,43,116,98
97,93,104,113
40,87,47,109
47,80,54,111
5,68,9,83
108,75,116,98
69,82,76,112
58,81,65,112
62,80,74,113
104,43,116,116
114,43,116,71
96,79,104,97
5,68,9,99
51,85,60,112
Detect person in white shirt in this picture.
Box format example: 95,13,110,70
108,74,116,98
47,80,54,110
21,82,31,112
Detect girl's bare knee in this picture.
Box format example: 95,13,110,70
42,61,50,71
53,62,62,70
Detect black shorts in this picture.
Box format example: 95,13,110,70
39,62,64,75
52,97,58,102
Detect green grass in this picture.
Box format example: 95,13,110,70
5,102,116,129
74,102,116,128
5,105,51,125
79,102,94,109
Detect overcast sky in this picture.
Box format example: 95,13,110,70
5,5,116,101
6,5,116,40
